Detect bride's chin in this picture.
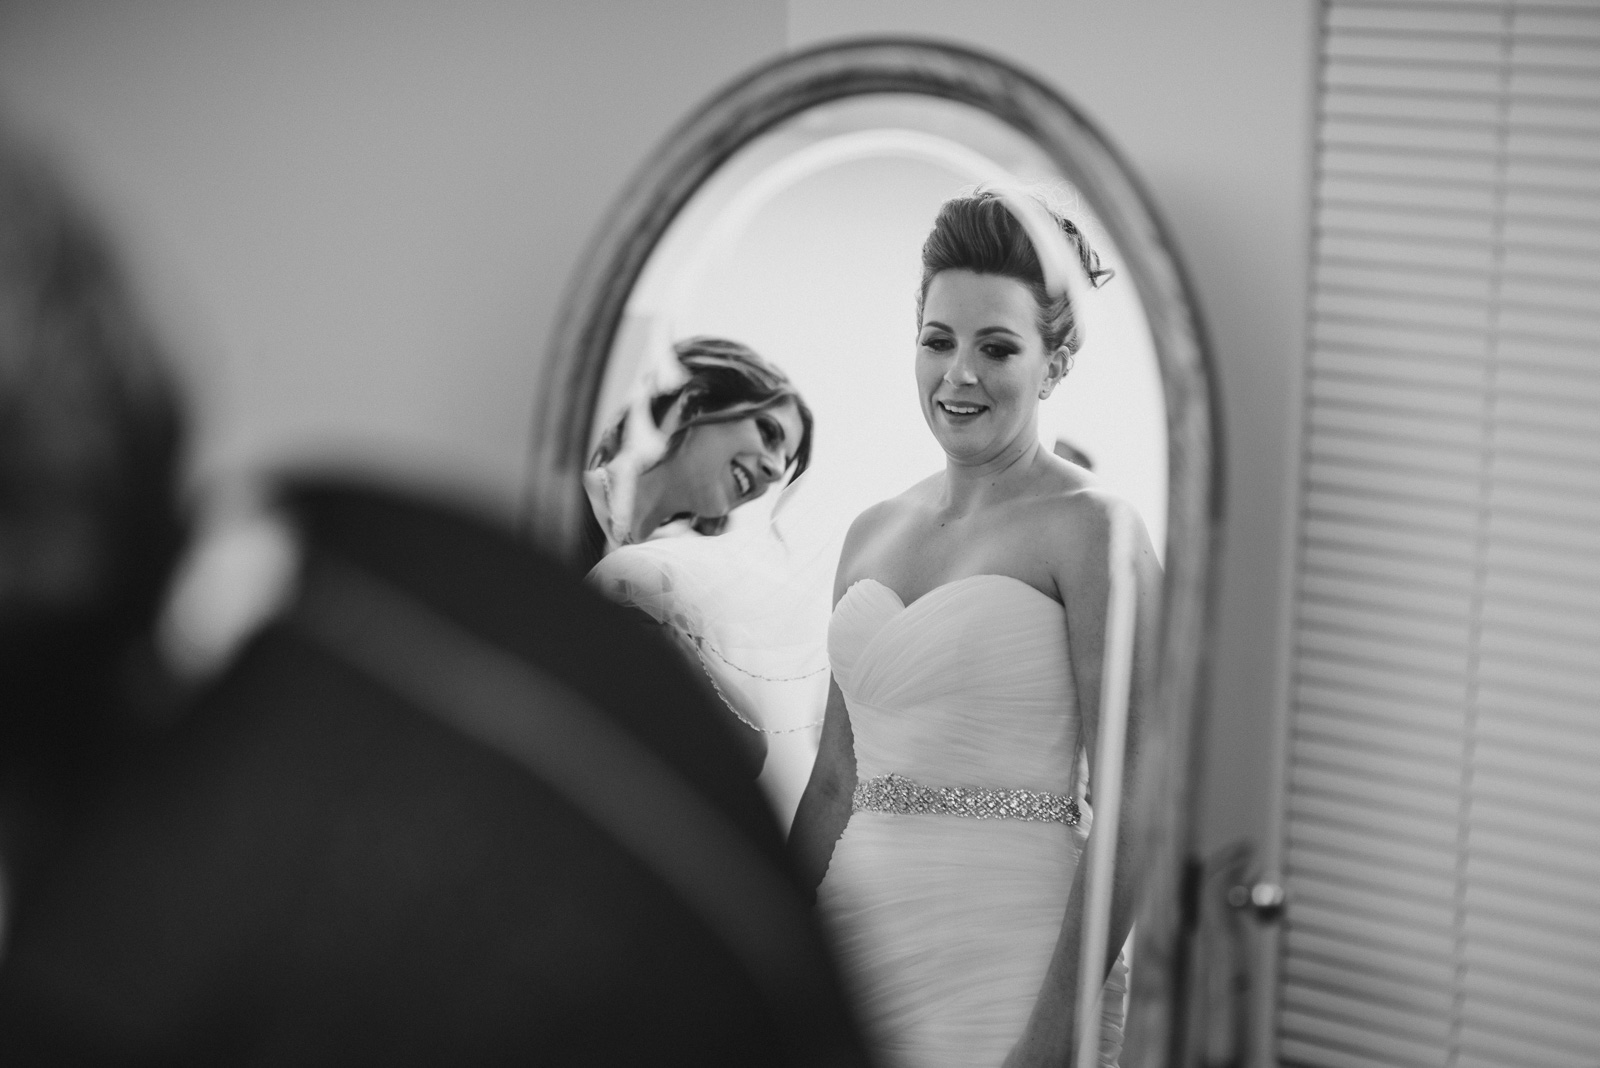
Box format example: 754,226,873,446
935,438,990,463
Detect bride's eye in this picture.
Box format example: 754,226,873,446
920,334,953,352
981,340,1018,360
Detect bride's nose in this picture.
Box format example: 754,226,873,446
943,353,979,386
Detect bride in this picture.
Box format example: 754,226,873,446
788,189,1161,1067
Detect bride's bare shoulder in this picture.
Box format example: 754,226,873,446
834,473,942,598
1033,477,1155,584
846,473,938,538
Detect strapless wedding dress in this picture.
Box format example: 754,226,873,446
817,575,1126,1068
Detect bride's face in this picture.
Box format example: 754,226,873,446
916,269,1064,465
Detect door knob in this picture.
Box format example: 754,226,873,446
1226,880,1285,923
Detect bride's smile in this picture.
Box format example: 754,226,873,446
916,269,1066,467
935,399,988,418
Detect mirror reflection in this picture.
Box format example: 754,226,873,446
582,94,1167,1065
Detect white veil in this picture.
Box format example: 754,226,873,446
588,468,845,737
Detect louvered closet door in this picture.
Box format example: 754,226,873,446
1278,2,1600,1067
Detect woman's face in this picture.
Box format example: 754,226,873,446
669,398,805,520
916,269,1065,466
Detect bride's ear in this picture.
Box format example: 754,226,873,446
1039,345,1072,399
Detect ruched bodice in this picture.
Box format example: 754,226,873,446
830,575,1078,795
818,574,1124,1068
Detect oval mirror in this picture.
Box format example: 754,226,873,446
526,40,1218,1068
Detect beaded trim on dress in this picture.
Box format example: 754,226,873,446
853,772,1080,825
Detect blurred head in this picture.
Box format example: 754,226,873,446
1052,437,1095,470
592,337,812,535
0,142,186,746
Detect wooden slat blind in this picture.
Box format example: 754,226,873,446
1278,2,1600,1066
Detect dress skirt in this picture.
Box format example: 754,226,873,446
819,811,1126,1068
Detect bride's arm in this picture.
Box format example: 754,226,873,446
1005,492,1163,1067
786,677,856,895
785,500,894,894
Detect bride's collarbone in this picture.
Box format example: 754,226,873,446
846,490,1067,604
906,495,1057,551
915,479,1068,530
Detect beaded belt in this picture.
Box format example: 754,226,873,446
852,772,1080,825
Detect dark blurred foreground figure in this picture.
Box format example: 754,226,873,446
0,145,871,1067
0,143,188,908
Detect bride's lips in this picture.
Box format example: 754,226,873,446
936,399,989,421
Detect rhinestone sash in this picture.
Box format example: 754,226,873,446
852,772,1080,826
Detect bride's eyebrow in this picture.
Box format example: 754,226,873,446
920,320,953,332
975,326,1022,338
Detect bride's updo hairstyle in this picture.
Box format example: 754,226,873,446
917,188,1114,359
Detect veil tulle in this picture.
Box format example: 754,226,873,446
587,469,847,735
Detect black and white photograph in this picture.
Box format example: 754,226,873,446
0,3,1595,1066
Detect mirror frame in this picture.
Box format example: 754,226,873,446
524,38,1220,1067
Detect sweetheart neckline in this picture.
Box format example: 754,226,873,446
844,573,1061,612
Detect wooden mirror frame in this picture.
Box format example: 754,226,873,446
524,38,1220,1067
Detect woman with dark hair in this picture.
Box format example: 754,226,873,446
586,336,826,801
0,143,188,772
789,189,1160,1067
581,335,813,566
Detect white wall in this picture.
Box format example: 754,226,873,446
0,0,786,509
0,0,1315,887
